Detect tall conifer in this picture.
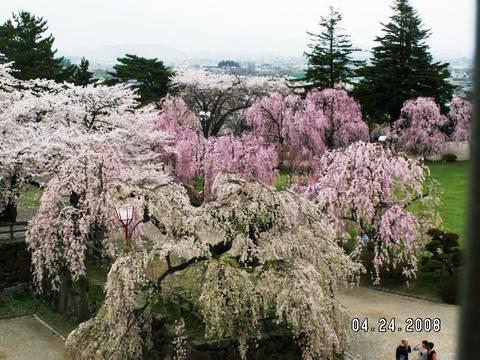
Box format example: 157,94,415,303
354,0,454,123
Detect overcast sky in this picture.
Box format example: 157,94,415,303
0,0,476,58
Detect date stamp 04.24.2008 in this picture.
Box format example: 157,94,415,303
351,318,442,333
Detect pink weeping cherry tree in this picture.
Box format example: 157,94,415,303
155,96,279,199
300,142,440,284
202,134,279,200
245,92,327,169
154,96,207,182
449,97,472,142
245,90,369,170
306,88,369,148
393,97,448,157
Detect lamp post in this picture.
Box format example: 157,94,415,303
115,204,134,253
199,111,211,125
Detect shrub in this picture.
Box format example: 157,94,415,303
422,228,463,303
359,243,408,284
442,153,457,163
440,273,461,304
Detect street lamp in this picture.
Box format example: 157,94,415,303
115,204,134,253
199,111,211,123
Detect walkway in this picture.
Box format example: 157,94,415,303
0,288,459,359
338,286,459,360
0,316,64,359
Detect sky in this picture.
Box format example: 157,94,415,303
0,0,476,59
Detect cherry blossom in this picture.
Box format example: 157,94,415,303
393,97,448,157
154,98,278,198
245,90,369,170
65,174,363,359
449,97,472,142
174,69,288,137
300,142,440,283
306,88,369,147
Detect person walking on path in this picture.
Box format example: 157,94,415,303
413,340,429,360
396,339,412,360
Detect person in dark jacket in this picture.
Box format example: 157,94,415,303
396,339,412,360
427,342,437,360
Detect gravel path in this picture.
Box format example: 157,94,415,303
0,316,64,359
338,286,459,360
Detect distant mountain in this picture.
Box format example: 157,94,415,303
69,43,188,65
66,43,306,66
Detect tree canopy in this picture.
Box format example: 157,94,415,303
353,0,454,123
107,54,175,105
304,7,362,90
0,11,75,82
72,57,96,87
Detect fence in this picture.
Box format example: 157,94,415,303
0,221,28,241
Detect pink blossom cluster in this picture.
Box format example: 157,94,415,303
245,89,369,169
300,141,438,283
306,89,370,148
449,97,472,142
203,134,279,200
393,97,448,157
174,69,288,92
154,99,279,199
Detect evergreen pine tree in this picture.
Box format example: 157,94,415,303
0,11,75,82
304,7,361,90
107,54,175,105
353,0,454,123
72,57,96,87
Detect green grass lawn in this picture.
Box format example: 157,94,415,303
427,161,469,244
0,288,77,337
275,169,290,190
379,161,469,299
16,185,42,221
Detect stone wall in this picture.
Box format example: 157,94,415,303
0,239,31,291
446,141,470,161
427,141,470,161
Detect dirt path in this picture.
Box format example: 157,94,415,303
0,316,64,360
338,286,459,360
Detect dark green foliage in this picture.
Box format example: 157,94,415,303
304,7,362,90
0,288,78,336
421,228,463,303
107,54,175,105
353,0,454,124
0,11,75,82
440,273,461,304
359,242,408,284
425,239,442,253
442,153,458,163
185,184,203,207
427,259,444,272
72,57,96,87
218,60,240,69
